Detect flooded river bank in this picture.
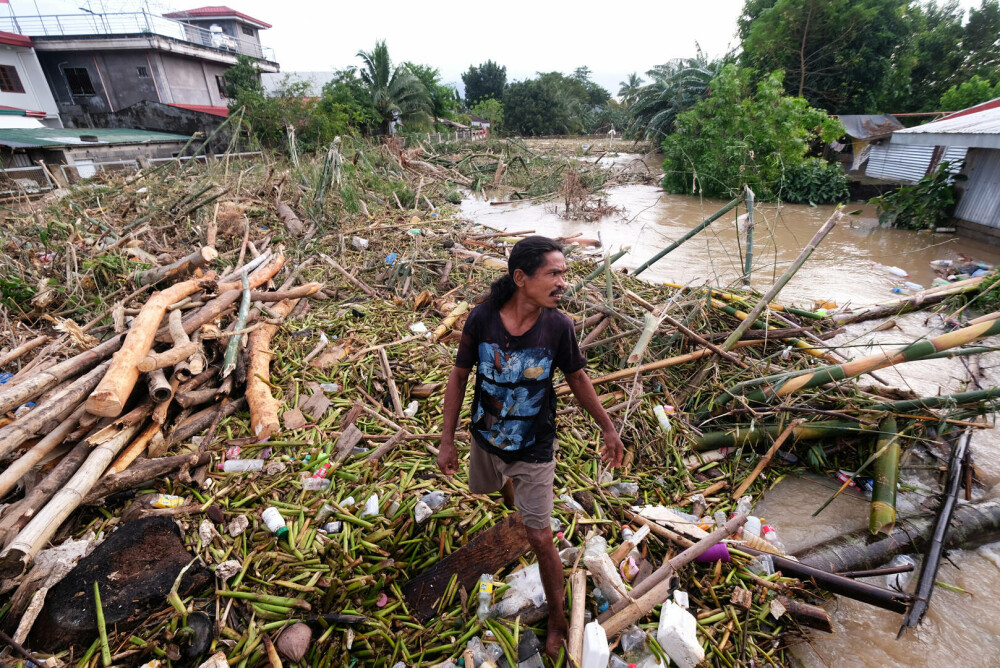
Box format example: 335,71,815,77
462,161,1000,667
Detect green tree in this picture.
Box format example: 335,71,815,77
405,63,460,123
318,69,380,135
739,0,909,113
355,40,432,135
462,60,506,106
940,75,1000,111
503,78,566,135
627,49,725,140
470,98,503,128
962,0,1000,81
618,72,644,107
661,64,843,200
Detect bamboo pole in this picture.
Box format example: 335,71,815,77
722,209,841,351
565,249,628,297
632,195,742,276
870,416,899,535
869,386,1000,413
431,301,469,342
742,186,754,285
0,404,85,499
662,282,827,320
567,570,586,666
321,254,377,297
86,274,215,417
833,276,986,326
710,299,830,361
0,421,142,577
691,420,871,451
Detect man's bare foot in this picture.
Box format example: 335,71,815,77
545,619,568,659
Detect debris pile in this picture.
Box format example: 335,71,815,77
0,138,997,667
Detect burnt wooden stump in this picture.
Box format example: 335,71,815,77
30,516,211,651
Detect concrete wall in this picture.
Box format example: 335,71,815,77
61,140,188,164
0,45,62,127
158,53,228,107
78,100,228,153
37,50,113,120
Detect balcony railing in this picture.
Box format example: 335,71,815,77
0,12,276,62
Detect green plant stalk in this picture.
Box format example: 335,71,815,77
870,416,899,535
633,195,742,276
743,186,754,285
691,420,871,451
94,582,111,667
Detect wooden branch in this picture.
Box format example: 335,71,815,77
247,299,297,440
0,404,85,499
135,246,218,287
151,372,180,424
0,361,110,459
378,348,404,417
145,368,172,402
215,251,285,293
0,336,49,369
83,452,210,505
321,254,377,297
167,309,195,379
175,386,222,409
137,341,201,372
86,275,215,417
108,421,161,474
567,569,587,667
0,422,142,577
731,419,804,500
365,428,408,463
276,200,305,237
169,397,246,446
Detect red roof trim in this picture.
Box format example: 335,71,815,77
168,103,230,118
942,97,1000,121
0,31,33,48
162,6,272,29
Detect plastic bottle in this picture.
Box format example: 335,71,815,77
219,459,264,472
761,525,786,553
608,655,630,668
620,626,654,665
891,287,905,294
608,482,639,497
315,504,335,524
885,554,917,591
582,620,610,668
262,507,289,541
904,281,924,292
302,478,331,491
884,265,909,277
320,382,342,393
714,510,727,529
592,587,610,613
151,494,185,508
361,494,379,518
744,516,762,537
477,574,494,621
735,496,753,517
312,461,333,479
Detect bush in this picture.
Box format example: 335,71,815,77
869,161,964,230
780,159,849,204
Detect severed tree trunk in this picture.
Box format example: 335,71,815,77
246,299,298,439
134,246,218,287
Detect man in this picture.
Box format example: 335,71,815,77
437,236,624,658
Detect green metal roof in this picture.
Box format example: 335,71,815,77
0,128,192,148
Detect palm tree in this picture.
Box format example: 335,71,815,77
618,73,644,107
356,41,432,135
627,47,724,140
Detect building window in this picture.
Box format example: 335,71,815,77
64,67,96,96
0,65,24,94
240,25,254,37
216,75,227,99
136,66,149,78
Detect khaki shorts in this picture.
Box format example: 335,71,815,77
468,439,555,530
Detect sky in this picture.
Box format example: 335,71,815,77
4,0,991,97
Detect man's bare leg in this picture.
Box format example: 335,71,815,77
525,526,567,658
500,478,515,508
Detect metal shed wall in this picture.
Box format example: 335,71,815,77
865,143,967,183
955,148,1000,229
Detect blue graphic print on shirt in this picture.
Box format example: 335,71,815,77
473,342,553,451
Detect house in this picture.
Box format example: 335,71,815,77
468,114,490,129
892,101,1000,242
0,31,61,128
0,127,192,195
0,6,278,128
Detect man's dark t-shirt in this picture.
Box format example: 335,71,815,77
455,300,586,463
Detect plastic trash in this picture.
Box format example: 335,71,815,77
592,586,610,613
315,504,335,524
403,401,419,418
414,501,433,524
904,281,923,292
519,652,544,668
930,259,954,268
558,493,586,514
584,537,627,602
550,516,563,532
302,478,331,491
386,252,398,265
312,462,333,479
351,236,369,250
652,404,674,433
761,525,786,553
735,495,753,517
657,591,704,668
608,481,639,497
13,402,34,418
747,554,774,576
262,507,289,541
619,555,639,581
409,321,429,334
885,554,917,591
320,382,342,393
884,265,909,278
151,494,184,509
322,521,342,534
621,626,655,665
608,655,630,668
477,573,494,621
744,515,762,537
559,546,579,566
582,620,610,668
361,494,379,518
219,459,264,472
0,372,13,385
891,287,905,294
692,542,731,563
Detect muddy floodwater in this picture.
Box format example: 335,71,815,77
462,158,1000,668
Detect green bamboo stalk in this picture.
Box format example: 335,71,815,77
743,186,755,286
565,249,627,297
870,416,899,535
221,271,251,378
690,420,870,451
722,208,841,351
870,386,1000,413
632,195,742,276
95,581,111,667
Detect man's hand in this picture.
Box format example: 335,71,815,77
600,427,624,468
437,441,459,475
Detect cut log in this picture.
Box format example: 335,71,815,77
0,404,85,500
276,200,304,237
246,298,297,440
402,513,530,622
145,368,172,402
567,569,586,667
774,595,833,632
134,246,218,286
137,341,200,372
83,452,211,504
86,275,215,417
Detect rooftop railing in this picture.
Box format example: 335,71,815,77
0,12,276,62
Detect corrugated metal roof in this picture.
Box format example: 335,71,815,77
0,128,190,148
894,106,1000,148
942,96,1000,121
866,143,935,182
955,148,1000,228
837,114,903,139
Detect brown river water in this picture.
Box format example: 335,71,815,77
461,157,1000,667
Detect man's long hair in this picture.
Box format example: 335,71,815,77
488,236,564,308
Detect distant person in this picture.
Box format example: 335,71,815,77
437,235,624,658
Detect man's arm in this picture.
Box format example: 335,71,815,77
564,368,624,467
437,366,471,475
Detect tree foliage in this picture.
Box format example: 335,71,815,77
502,71,611,136
462,60,506,106
940,75,1000,111
661,64,843,200
627,48,725,140
405,63,460,123
355,41,432,135
470,98,503,128
618,73,644,107
739,0,908,114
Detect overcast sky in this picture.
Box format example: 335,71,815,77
5,0,991,97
